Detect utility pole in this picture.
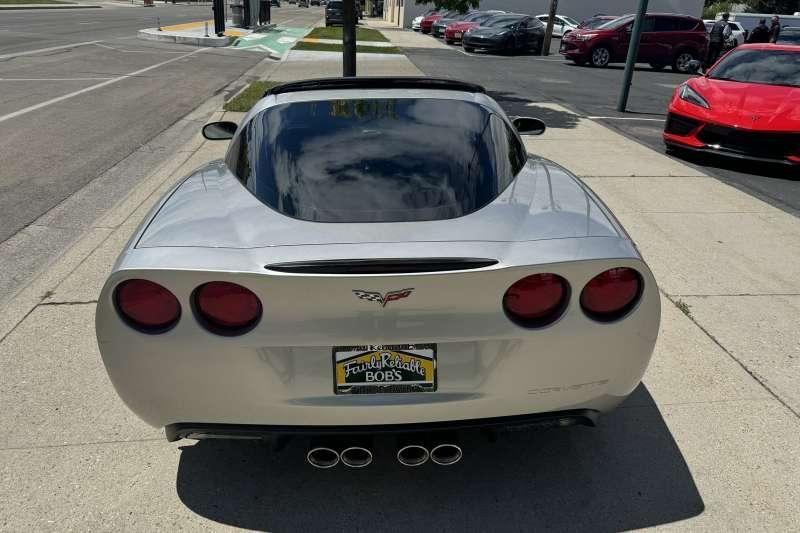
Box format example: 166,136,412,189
212,0,225,35
540,0,558,56
343,0,357,76
617,0,649,112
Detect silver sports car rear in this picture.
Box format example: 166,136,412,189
96,78,659,460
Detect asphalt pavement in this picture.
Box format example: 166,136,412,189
0,3,322,306
402,38,800,218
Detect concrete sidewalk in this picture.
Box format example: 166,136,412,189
0,33,798,531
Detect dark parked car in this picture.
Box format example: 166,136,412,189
462,14,545,54
325,0,343,25
298,0,309,6
310,0,320,5
777,27,800,45
270,0,280,6
560,13,708,72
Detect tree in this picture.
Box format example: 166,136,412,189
414,0,479,12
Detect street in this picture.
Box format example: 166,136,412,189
404,41,800,217
0,3,320,306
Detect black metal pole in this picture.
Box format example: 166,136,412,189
212,0,225,35
540,0,558,56
343,0,357,76
617,0,649,112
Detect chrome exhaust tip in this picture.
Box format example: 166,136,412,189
306,447,340,469
430,443,462,466
397,444,430,467
340,446,373,468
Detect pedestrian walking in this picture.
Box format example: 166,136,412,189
748,18,770,43
769,16,781,43
707,13,731,66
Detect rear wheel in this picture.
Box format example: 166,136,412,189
673,50,697,73
445,38,453,44
590,46,611,67
464,46,474,53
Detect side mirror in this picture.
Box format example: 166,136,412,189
686,60,702,75
202,121,238,140
512,117,546,136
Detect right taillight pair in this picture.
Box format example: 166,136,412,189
113,279,262,336
503,267,642,328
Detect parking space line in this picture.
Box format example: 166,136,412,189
0,48,207,125
0,77,114,81
0,40,102,61
587,116,665,122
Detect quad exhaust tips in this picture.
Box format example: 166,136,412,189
396,433,462,467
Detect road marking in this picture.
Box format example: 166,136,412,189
0,40,102,60
0,77,114,81
655,82,679,89
587,115,665,122
539,77,572,84
0,48,207,125
92,42,188,54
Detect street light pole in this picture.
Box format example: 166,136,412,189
343,0,357,76
617,0,649,112
540,0,558,56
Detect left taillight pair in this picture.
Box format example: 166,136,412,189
113,279,261,336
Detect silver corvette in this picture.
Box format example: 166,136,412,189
96,78,660,468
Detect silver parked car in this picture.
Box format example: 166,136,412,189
96,78,660,468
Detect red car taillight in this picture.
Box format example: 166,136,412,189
114,279,181,333
580,268,642,322
193,281,262,335
503,273,569,328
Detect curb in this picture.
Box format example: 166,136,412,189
138,28,234,47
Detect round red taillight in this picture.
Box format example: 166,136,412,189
580,267,642,322
193,281,262,335
503,273,570,328
114,279,181,333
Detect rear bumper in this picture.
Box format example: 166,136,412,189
166,409,599,441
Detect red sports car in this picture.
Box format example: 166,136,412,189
420,10,453,34
664,44,800,165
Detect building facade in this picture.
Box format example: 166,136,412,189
382,0,705,29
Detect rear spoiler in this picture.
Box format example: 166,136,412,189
264,77,486,96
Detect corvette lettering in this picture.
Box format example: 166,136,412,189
352,288,414,307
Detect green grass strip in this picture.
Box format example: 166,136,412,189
305,26,388,42
293,41,401,54
223,80,283,112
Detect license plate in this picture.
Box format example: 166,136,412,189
333,344,436,394
454,32,462,38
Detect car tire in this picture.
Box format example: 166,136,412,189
464,46,474,53
672,50,697,73
590,46,611,67
649,62,666,70
445,39,453,45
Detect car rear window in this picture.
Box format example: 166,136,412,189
226,98,527,223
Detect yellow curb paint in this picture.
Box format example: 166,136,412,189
160,19,213,31
302,38,320,43
224,30,246,36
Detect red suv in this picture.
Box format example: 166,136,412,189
560,13,708,72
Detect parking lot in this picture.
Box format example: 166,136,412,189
403,36,800,217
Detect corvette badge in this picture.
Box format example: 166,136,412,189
353,288,414,307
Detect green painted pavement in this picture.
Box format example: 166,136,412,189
232,26,310,56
